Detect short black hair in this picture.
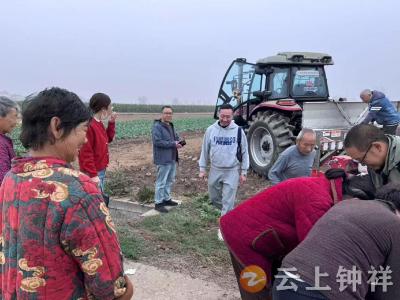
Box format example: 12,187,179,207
20,87,91,150
89,93,111,113
325,168,376,200
343,175,376,200
344,124,387,151
161,105,173,112
219,103,234,111
375,182,400,211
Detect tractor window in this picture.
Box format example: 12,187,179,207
291,66,328,98
217,61,257,108
250,73,264,99
268,67,289,99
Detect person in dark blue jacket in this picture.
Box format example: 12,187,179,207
151,106,183,213
360,89,400,134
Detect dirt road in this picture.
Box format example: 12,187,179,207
124,260,241,300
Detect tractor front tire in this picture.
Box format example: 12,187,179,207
247,111,294,177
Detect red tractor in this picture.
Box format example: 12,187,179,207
215,52,370,176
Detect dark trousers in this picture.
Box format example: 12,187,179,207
272,271,327,300
382,124,398,135
230,253,272,300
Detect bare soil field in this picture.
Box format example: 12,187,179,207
108,131,269,202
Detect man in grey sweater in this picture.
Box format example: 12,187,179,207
268,128,316,185
199,104,249,238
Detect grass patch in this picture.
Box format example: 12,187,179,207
117,225,148,260
104,168,134,196
136,194,230,265
136,186,154,204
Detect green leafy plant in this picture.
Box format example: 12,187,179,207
136,186,154,204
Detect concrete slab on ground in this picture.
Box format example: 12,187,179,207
124,260,240,300
109,197,182,219
141,200,182,217
109,197,153,214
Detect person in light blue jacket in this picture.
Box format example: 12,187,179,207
199,104,249,236
360,89,400,135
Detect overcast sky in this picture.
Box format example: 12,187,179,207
1,0,399,104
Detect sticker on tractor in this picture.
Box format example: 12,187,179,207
320,137,334,143
295,70,320,77
304,87,318,92
322,131,331,137
331,130,341,138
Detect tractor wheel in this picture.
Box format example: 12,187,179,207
247,111,294,177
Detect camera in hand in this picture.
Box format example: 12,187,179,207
178,139,186,146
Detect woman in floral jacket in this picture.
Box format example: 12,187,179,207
0,87,133,299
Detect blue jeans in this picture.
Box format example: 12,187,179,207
154,162,176,204
98,169,106,193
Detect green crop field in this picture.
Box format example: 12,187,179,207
10,117,214,154
116,117,213,139
113,104,214,113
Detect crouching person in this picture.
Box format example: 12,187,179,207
273,183,400,300
219,169,374,299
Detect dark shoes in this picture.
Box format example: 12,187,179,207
155,203,169,213
155,200,179,213
163,199,179,206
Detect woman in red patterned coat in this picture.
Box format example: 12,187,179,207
0,87,133,299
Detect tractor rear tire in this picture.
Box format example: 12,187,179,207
247,111,294,177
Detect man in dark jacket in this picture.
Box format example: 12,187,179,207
360,89,400,134
151,106,182,213
344,124,400,192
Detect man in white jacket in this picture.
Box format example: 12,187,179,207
199,104,249,239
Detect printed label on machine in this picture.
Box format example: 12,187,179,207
331,130,341,138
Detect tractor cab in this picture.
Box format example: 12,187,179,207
215,52,333,120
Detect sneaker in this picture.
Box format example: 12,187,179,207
217,229,224,241
163,199,179,206
155,203,169,213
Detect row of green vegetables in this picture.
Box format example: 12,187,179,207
11,117,214,154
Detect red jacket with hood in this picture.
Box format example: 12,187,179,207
220,175,343,287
